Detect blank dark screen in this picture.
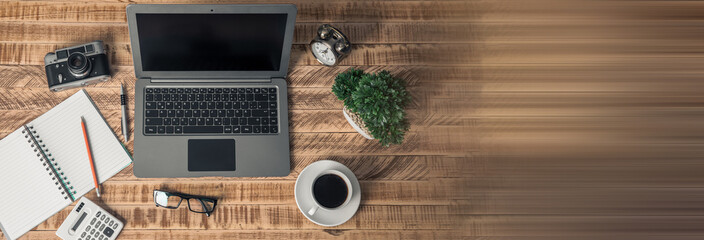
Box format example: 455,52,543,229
136,13,287,71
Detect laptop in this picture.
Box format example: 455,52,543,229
126,4,296,177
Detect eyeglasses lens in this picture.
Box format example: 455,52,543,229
155,191,182,208
188,198,215,213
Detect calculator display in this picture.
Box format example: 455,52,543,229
71,212,87,231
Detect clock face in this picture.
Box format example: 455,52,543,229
311,42,336,66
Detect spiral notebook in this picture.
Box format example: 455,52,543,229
0,90,132,240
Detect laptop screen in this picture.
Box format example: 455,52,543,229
135,13,288,72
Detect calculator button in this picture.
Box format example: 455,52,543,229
82,232,87,237
99,223,105,231
99,235,105,240
90,218,96,225
113,223,119,228
91,229,95,234
104,218,109,223
103,227,115,237
100,215,105,220
86,226,91,231
94,231,99,237
96,212,101,217
109,220,114,226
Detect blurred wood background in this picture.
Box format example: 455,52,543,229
1,0,704,239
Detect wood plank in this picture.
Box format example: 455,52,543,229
463,151,704,189
0,107,472,135
3,86,702,117
13,231,704,240
6,64,704,92
462,0,704,23
4,20,704,45
480,116,704,141
0,82,476,120
34,205,457,230
0,141,467,180
461,188,704,215
443,92,704,117
0,42,473,66
112,156,468,181
71,179,461,205
0,22,475,44
288,131,473,155
18,230,458,240
0,65,474,88
0,130,474,155
433,144,704,190
26,206,704,235
9,229,458,240
0,126,475,157
478,20,704,43
4,0,704,24
0,1,477,23
6,38,704,66
459,215,704,237
0,87,427,111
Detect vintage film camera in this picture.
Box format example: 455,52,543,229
44,41,111,92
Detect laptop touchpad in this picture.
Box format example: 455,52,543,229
188,139,236,171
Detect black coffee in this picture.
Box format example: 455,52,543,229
313,174,348,208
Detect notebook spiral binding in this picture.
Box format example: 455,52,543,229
22,125,76,201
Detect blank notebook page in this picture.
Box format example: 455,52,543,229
29,89,132,199
0,128,71,240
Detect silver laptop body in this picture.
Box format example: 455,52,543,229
126,4,296,177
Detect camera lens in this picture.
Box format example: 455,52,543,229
67,52,91,78
69,55,83,68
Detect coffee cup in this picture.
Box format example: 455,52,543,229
307,169,353,216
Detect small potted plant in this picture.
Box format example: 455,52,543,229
332,68,410,146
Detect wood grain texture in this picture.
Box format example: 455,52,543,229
31,205,457,230
0,1,477,23
0,22,476,44
0,43,474,66
17,230,458,240
2,0,704,239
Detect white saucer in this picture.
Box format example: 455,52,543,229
295,160,361,227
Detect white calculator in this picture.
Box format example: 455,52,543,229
56,197,124,240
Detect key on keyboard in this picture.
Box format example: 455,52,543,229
144,87,279,135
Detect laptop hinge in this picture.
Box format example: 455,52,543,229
148,78,271,83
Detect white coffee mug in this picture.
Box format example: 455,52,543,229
308,169,353,216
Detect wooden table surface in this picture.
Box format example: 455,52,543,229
2,0,704,239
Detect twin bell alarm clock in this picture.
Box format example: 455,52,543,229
310,24,351,66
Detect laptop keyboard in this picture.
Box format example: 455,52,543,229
143,87,279,135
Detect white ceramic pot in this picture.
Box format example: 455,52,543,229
342,107,373,140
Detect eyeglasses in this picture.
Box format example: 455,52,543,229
153,190,218,217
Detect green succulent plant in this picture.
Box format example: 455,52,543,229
332,68,410,146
